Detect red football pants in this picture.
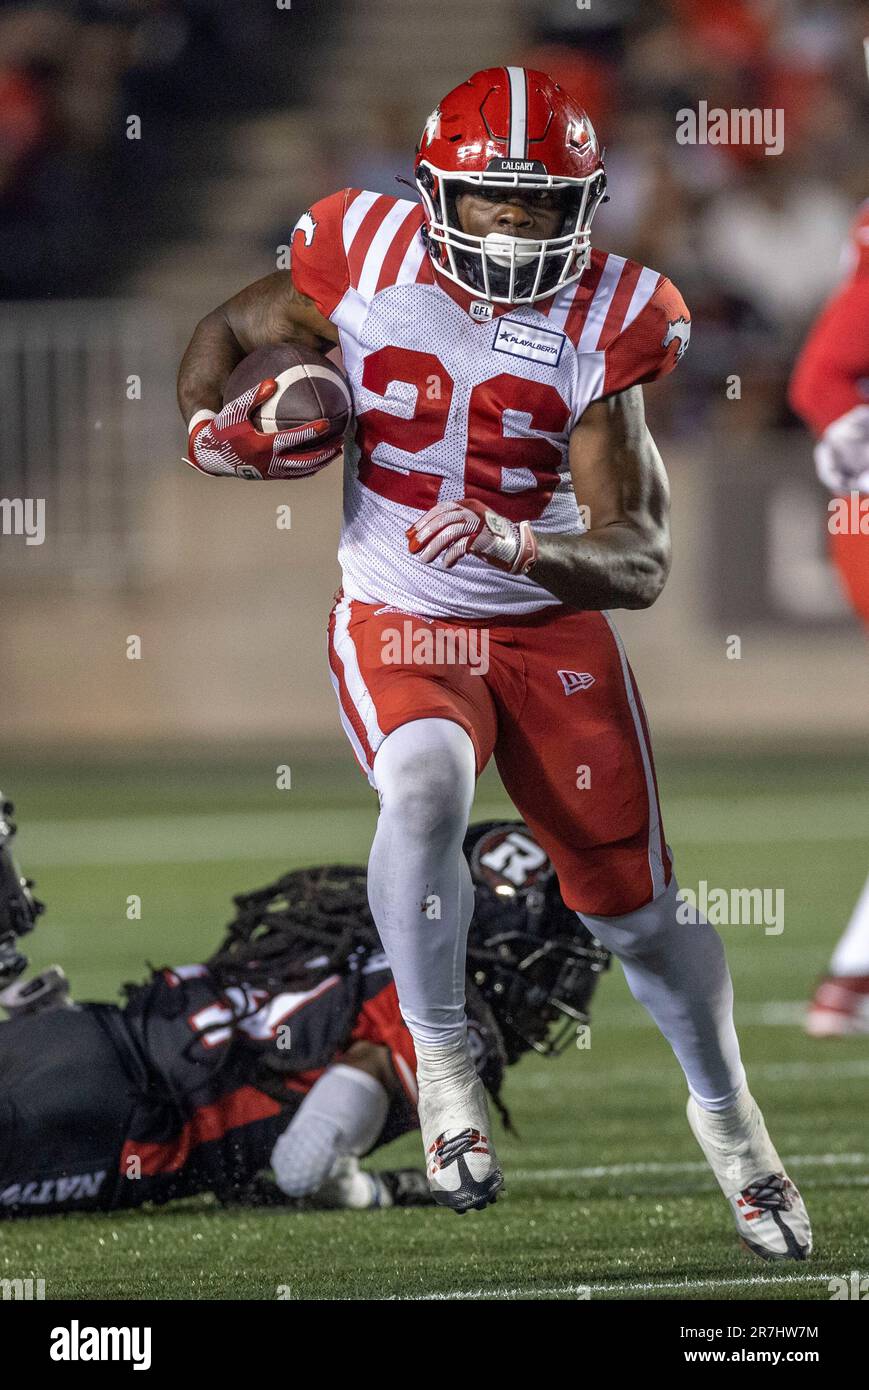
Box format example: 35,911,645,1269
328,595,670,916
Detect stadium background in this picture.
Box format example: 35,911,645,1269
0,0,867,1300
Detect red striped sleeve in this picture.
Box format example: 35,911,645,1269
347,194,395,289
562,254,607,343
597,260,643,351
375,206,424,294
603,274,691,394
290,187,358,320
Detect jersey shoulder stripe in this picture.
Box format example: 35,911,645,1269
346,193,397,287
291,188,427,322
341,191,425,299
356,199,421,301
375,204,427,294
340,190,425,296
598,259,644,347
544,248,689,394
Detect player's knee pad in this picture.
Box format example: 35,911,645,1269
373,718,475,841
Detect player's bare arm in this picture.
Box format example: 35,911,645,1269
177,269,338,420
530,385,671,611
178,270,345,479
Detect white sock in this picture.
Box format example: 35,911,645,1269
368,718,477,1049
415,1033,475,1086
270,1064,389,1197
830,868,869,975
691,1083,754,1142
580,875,746,1111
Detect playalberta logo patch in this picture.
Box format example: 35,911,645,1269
492,317,565,367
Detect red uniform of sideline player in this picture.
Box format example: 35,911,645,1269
178,67,811,1259
789,200,869,1036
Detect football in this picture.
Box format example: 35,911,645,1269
223,342,352,453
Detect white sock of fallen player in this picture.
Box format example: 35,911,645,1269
271,1063,389,1200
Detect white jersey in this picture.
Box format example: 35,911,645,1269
291,188,689,620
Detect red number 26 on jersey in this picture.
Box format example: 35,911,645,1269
354,345,570,521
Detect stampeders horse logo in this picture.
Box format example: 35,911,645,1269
663,316,691,362
558,670,595,695
293,211,318,247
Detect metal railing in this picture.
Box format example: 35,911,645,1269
0,300,184,586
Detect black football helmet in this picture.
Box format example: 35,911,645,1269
464,820,610,1062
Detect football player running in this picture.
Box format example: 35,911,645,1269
178,68,811,1258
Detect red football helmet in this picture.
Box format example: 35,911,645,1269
414,66,607,305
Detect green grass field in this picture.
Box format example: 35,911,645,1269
1,744,867,1301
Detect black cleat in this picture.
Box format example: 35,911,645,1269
428,1128,504,1213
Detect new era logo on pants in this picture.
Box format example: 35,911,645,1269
558,669,595,695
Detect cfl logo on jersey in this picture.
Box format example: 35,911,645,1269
493,317,565,367
558,669,595,695
469,299,495,322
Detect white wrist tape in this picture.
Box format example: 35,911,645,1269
188,408,217,434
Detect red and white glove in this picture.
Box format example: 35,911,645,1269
407,498,538,574
814,405,869,495
186,380,342,480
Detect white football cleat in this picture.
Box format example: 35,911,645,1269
687,1089,812,1261
806,974,869,1037
416,1040,503,1213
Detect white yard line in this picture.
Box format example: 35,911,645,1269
508,1152,868,1182
511,1058,869,1092
16,794,869,866
392,1271,841,1300
601,1001,809,1029
17,809,376,866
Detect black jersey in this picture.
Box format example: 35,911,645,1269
0,951,417,1216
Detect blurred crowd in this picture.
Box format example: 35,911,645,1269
3,0,866,434
340,0,869,437
0,0,312,297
